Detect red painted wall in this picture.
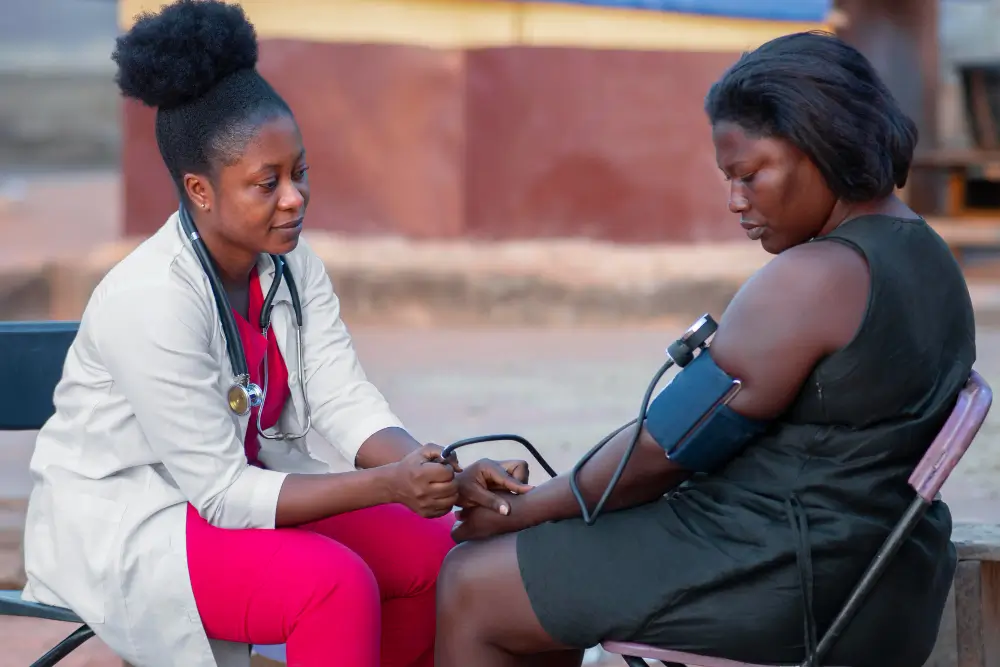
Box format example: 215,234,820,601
122,40,742,243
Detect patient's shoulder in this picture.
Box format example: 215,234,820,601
723,240,869,352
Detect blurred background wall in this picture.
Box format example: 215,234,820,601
116,0,831,243
0,0,119,169
3,0,999,242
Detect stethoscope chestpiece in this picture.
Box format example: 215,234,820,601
180,205,299,426
227,377,264,416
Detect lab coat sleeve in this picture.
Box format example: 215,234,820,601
94,281,288,529
296,241,406,466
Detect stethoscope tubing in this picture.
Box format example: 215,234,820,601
180,205,251,382
440,317,718,525
441,435,559,478
180,204,712,522
178,204,310,438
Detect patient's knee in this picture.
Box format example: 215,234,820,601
438,535,520,620
436,541,487,617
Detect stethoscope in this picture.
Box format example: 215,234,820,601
440,315,719,524
178,204,312,440
180,202,718,511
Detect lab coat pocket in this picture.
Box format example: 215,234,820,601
50,490,126,624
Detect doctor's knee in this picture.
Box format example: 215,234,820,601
294,539,381,621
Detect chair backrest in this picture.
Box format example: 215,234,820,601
909,370,993,503
0,321,80,431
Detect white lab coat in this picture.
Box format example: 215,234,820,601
19,212,406,667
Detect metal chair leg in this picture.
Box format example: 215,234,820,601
29,624,95,667
624,655,686,667
623,657,650,667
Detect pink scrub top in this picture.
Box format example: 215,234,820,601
231,267,291,467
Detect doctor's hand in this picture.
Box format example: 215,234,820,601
388,445,460,518
455,459,533,515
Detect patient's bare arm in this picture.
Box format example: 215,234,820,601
451,241,870,542
503,422,690,531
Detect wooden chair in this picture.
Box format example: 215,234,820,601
602,371,993,667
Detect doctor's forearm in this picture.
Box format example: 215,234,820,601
354,426,422,469
274,468,397,526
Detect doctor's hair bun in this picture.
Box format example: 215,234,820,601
112,0,259,110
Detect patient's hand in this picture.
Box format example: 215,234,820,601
451,494,527,542
455,459,533,515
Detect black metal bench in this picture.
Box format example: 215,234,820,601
0,321,97,666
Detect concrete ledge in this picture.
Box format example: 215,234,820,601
0,71,120,168
5,232,1000,327
1,234,772,325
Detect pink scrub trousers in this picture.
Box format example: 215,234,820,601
185,268,456,666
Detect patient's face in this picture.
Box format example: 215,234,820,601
712,120,836,254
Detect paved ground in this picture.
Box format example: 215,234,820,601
6,323,998,511
0,170,121,264
3,324,1000,665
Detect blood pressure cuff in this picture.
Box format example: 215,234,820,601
645,349,768,473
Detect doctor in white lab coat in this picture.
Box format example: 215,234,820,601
21,213,497,666
19,4,533,664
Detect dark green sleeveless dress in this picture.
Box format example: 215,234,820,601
516,215,976,667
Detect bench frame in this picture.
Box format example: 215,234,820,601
0,321,96,667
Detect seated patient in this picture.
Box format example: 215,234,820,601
435,31,975,667
19,3,527,667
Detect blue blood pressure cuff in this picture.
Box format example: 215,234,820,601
645,349,768,473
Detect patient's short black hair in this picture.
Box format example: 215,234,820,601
112,0,292,192
704,31,917,202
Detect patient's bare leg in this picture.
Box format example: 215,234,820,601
435,533,584,667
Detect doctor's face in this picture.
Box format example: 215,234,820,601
191,113,311,261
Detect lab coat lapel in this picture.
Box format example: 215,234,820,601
172,212,256,442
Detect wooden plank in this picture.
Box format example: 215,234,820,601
953,523,1000,562
913,149,1000,169
969,70,999,151
923,218,1000,249
956,561,985,667
948,171,967,217
984,563,1000,667
924,578,958,667
953,560,1000,667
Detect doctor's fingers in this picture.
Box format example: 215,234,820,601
421,483,460,516
417,459,458,484
425,478,460,500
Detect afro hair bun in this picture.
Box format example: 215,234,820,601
112,0,259,110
